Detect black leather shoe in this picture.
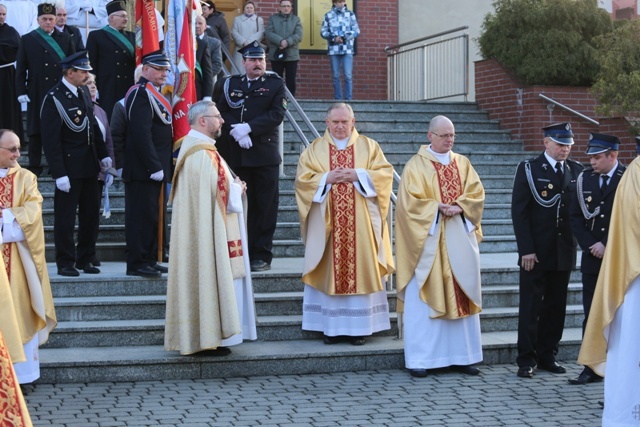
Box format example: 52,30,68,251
350,336,366,346
250,260,271,272
409,369,428,378
192,347,231,357
77,264,100,274
539,361,566,374
151,263,168,273
517,366,535,378
91,258,101,267
58,266,80,277
568,369,602,385
451,365,481,376
323,335,341,345
126,266,161,277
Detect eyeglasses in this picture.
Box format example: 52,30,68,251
112,14,128,18
148,65,170,73
281,4,292,7
0,146,20,153
431,131,456,139
202,114,223,120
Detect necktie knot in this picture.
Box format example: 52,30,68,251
601,174,609,193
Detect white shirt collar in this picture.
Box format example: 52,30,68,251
62,77,79,96
544,151,563,170
188,129,216,145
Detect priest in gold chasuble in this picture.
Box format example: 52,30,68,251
578,153,640,425
165,101,257,356
0,129,56,384
395,115,485,377
295,103,394,345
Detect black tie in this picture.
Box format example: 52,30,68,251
555,162,563,181
601,175,609,194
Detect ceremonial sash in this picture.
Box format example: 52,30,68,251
34,28,66,60
125,83,172,124
101,26,134,57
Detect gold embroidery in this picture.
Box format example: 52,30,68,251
330,144,357,294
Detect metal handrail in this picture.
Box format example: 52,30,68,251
538,93,599,126
385,26,469,52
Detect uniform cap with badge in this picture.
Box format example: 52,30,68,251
60,51,93,71
543,122,574,145
142,50,171,68
586,133,620,155
238,40,266,58
38,3,56,17
106,0,126,16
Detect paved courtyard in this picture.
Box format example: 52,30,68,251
23,362,603,426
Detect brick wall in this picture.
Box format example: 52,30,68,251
475,59,637,164
253,0,398,100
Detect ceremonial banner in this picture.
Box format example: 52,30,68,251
135,0,160,65
165,0,197,156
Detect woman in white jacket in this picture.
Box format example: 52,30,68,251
231,2,265,71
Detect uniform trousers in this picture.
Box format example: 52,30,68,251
53,176,100,268
27,133,43,173
581,271,598,335
271,60,298,96
516,268,570,367
125,180,162,271
234,164,279,265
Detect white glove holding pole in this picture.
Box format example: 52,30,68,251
101,157,113,169
150,170,164,181
230,123,251,141
238,135,253,149
18,95,30,104
56,176,71,192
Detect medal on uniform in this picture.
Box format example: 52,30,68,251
548,183,553,189
586,196,592,202
541,191,547,197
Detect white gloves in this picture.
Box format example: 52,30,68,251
116,168,123,178
203,96,212,102
150,170,164,181
230,123,251,141
56,176,71,193
18,95,30,104
104,174,114,188
101,157,113,169
238,135,252,149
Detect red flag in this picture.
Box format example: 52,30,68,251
165,0,197,154
135,0,161,65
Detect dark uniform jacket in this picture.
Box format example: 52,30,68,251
123,77,173,182
195,38,213,100
40,82,109,179
569,163,626,275
216,72,286,168
86,27,135,120
16,28,75,135
60,25,85,52
511,152,584,271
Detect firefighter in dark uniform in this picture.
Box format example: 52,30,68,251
568,133,626,385
40,51,111,277
123,51,173,278
511,122,584,378
216,41,287,272
86,0,135,121
16,2,76,176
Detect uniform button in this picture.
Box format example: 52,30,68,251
600,214,605,218
601,228,605,232
45,63,49,66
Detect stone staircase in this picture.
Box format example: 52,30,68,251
31,100,585,383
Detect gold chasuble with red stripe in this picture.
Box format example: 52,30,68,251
0,331,33,426
395,147,485,320
296,129,394,296
329,144,357,294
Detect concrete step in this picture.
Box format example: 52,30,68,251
52,283,583,323
38,328,584,384
43,303,584,349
